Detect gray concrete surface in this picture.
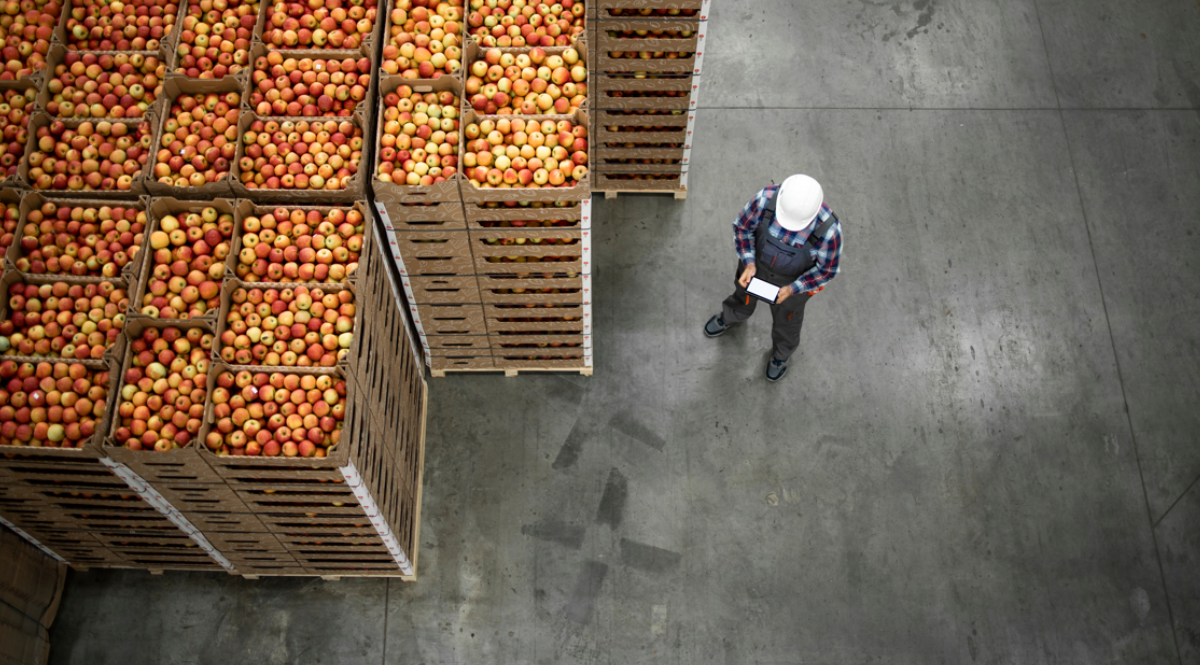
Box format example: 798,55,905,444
46,0,1200,663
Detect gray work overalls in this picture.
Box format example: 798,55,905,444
720,189,836,361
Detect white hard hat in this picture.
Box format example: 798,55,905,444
775,174,823,232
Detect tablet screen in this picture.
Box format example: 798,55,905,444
747,277,780,302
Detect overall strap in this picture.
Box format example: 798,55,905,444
761,186,781,227
802,211,837,251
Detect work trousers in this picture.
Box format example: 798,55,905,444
720,263,811,361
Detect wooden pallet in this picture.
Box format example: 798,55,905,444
596,189,687,200
430,367,593,378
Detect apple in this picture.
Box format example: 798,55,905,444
463,116,587,189
376,85,460,185
206,369,348,457
173,0,258,79
238,118,363,191
380,0,462,78
0,0,57,80
463,47,585,115
219,285,355,367
136,207,232,319
249,53,371,117
43,52,164,119
14,201,146,278
0,201,18,254
262,0,378,50
0,360,110,448
26,118,152,191
466,0,584,47
64,0,178,52
153,91,240,187
0,88,34,177
0,280,127,360
112,326,212,452
234,206,364,283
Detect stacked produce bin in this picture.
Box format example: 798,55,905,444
374,3,594,377
588,0,709,198
0,0,428,580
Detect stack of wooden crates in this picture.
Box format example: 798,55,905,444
588,0,711,198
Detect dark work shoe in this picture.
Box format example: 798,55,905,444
766,356,789,382
704,314,732,338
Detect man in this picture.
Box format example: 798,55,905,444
704,174,844,382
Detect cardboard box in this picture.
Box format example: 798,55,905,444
19,112,154,197
589,0,707,20
493,353,589,369
485,304,587,333
593,171,686,191
55,0,184,54
458,108,591,204
144,77,245,198
226,199,371,284
231,109,369,202
592,72,693,109
390,230,475,275
402,275,480,304
595,124,688,147
104,317,224,485
488,333,590,350
371,75,465,215
171,0,270,80
592,50,696,73
130,197,244,326
376,201,467,231
595,19,702,51
225,195,369,280
377,8,464,87
244,42,374,118
6,193,151,284
469,227,587,275
211,278,360,373
477,274,588,304
459,41,589,114
414,303,488,335
0,527,67,665
423,335,489,352
464,200,587,227
594,108,688,128
37,44,169,121
429,354,494,371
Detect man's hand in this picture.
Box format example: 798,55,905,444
738,262,757,288
775,285,794,304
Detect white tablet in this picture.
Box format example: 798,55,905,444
746,277,780,303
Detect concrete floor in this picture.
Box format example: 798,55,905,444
47,1,1200,663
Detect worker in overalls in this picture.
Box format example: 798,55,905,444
704,174,844,382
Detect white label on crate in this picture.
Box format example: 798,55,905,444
339,461,415,576
700,0,711,21
0,514,69,563
582,272,592,295
689,76,703,110
386,232,409,276
580,198,592,229
97,458,235,571
583,334,593,348
374,201,394,231
581,229,591,273
380,249,427,371
681,170,690,189
585,355,594,368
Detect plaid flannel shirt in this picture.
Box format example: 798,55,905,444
733,185,843,295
